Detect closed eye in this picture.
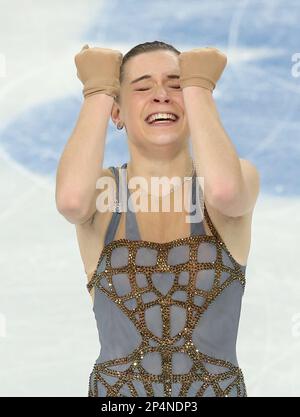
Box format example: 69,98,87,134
136,86,181,91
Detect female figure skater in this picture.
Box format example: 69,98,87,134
55,41,260,397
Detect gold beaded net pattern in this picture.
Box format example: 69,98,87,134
86,194,247,397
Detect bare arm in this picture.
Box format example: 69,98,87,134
179,47,259,218
55,93,114,224
183,87,260,218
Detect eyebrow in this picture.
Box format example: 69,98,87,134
130,74,180,84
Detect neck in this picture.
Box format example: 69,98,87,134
126,156,195,198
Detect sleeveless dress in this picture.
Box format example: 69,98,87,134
87,162,247,397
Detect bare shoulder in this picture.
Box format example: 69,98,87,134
74,167,117,279
75,167,116,231
203,198,255,267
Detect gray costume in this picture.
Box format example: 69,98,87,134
87,162,247,397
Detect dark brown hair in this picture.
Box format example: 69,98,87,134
115,41,181,104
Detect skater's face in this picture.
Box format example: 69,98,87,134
112,50,190,148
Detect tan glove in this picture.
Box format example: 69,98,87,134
178,47,227,92
74,44,123,99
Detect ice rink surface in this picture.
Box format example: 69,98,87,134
0,0,299,396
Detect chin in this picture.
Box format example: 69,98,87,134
146,133,184,146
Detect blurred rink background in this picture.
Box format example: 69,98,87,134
0,0,300,397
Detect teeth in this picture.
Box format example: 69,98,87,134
147,113,177,123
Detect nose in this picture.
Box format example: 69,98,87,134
152,85,171,102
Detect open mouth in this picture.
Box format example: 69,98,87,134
147,119,179,127
145,115,179,127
